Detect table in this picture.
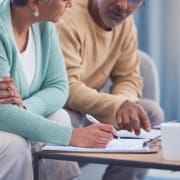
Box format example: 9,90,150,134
33,150,180,180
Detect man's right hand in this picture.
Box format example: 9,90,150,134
116,100,151,135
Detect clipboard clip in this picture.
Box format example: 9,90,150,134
143,135,161,150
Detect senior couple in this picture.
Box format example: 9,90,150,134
0,0,163,180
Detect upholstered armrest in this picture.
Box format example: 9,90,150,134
139,50,160,103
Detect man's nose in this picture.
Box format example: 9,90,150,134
116,0,129,9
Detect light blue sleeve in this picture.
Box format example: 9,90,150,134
0,24,72,145
23,23,69,116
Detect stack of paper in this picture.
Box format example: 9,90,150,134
42,129,161,153
42,139,149,152
117,129,161,140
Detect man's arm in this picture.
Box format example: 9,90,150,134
57,20,135,126
58,7,151,133
109,18,151,133
110,17,142,99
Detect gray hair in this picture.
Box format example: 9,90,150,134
11,0,52,6
10,0,28,6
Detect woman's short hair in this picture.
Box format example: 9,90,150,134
11,0,51,6
11,0,28,6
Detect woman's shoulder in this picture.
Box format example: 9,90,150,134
32,22,56,35
0,19,12,45
31,22,59,53
0,1,13,38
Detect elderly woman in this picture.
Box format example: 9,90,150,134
0,0,116,180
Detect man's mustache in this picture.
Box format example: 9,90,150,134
109,4,139,18
109,6,129,19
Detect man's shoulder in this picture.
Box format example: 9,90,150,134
61,0,88,21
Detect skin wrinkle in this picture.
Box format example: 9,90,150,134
89,0,143,30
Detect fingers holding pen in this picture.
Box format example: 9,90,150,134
70,123,116,148
91,123,118,147
98,123,117,137
88,123,115,146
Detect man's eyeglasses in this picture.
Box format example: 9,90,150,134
128,0,146,7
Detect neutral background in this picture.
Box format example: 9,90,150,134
134,0,180,121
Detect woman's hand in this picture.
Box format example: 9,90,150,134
70,123,116,148
0,77,24,108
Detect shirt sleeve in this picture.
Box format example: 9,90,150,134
0,25,72,146
57,17,142,126
23,24,69,117
110,17,142,99
0,104,72,145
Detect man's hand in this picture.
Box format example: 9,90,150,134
0,77,24,108
116,100,151,135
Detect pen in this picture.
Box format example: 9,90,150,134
143,135,161,148
86,114,119,139
86,114,100,124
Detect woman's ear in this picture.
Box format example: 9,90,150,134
28,0,40,10
33,0,40,5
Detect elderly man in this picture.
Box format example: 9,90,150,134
57,0,164,179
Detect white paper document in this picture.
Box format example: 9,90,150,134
42,129,161,153
43,139,152,153
117,129,161,140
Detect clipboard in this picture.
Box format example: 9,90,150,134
42,138,161,154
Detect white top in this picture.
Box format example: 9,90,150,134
18,28,36,87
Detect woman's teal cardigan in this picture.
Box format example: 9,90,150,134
0,0,72,146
